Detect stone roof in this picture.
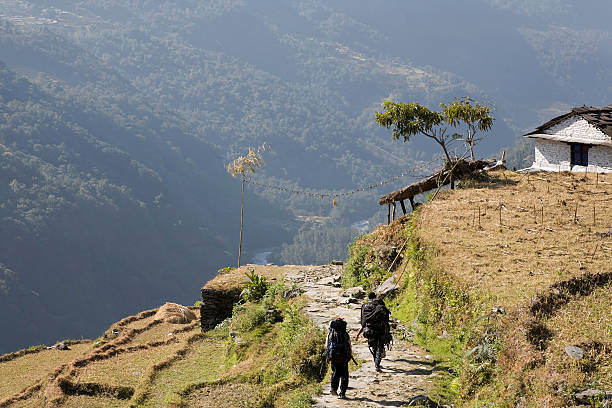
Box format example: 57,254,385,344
525,105,612,138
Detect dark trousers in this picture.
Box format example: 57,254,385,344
368,337,385,368
330,361,349,393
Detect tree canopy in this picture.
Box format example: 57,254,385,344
375,98,494,162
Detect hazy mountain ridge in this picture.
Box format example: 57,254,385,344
0,57,289,353
1,0,482,185
1,0,612,352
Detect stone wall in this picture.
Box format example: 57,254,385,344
590,145,612,172
532,115,612,173
199,287,241,330
534,139,569,171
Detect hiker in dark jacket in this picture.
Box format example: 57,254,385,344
357,292,390,372
325,317,352,399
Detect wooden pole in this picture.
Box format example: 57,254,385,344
409,196,416,211
400,200,407,215
591,243,598,261
478,204,481,228
593,204,596,226
499,203,502,226
392,202,397,221
238,176,245,267
541,205,544,227
387,204,391,225
573,202,578,224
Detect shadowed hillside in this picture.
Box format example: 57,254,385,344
2,0,612,355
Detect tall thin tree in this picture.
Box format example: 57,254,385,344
226,144,267,267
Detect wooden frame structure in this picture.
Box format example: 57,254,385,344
378,160,491,224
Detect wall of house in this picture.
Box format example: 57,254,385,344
531,114,612,173
590,145,612,172
534,139,570,171
533,139,612,173
545,115,609,141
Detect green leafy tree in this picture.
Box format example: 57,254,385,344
226,144,267,267
375,98,494,162
441,97,494,160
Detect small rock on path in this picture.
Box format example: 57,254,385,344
285,265,440,407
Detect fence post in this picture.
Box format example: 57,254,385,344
573,202,579,224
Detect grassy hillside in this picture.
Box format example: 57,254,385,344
342,169,611,406
1,170,610,407
0,266,326,408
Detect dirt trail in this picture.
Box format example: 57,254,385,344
285,265,440,407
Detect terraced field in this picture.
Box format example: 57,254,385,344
0,265,332,408
0,307,217,407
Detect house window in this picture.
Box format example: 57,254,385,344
570,144,589,166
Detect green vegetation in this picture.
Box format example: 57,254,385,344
342,216,493,403
342,171,612,407
341,218,409,290
277,218,356,266
375,98,494,162
240,269,270,302
207,277,327,407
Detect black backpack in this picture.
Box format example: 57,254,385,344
326,319,350,363
361,300,389,340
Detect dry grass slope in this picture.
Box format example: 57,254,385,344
416,170,611,406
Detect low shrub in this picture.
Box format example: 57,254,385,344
287,391,314,408
241,269,269,302
231,303,268,334
342,240,392,289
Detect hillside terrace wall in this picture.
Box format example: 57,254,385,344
198,265,289,331
199,287,241,330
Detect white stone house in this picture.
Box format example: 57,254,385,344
524,105,612,173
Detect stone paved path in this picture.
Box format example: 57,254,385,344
285,265,440,407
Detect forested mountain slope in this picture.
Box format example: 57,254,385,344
0,60,288,353
1,0,612,353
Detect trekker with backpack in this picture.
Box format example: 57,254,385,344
325,317,352,399
356,292,391,372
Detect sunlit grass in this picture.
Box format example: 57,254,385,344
140,335,228,407
0,343,91,398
